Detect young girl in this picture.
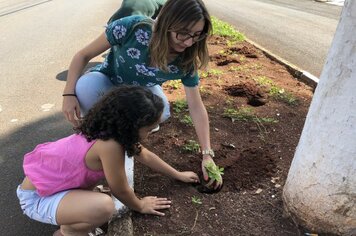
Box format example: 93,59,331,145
62,0,223,190
17,86,199,236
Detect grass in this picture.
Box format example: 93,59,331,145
253,76,298,105
211,16,245,42
223,107,278,123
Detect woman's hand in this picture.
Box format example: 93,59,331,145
139,196,171,216
176,171,200,183
62,96,81,126
202,155,223,190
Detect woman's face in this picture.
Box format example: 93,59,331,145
169,19,205,53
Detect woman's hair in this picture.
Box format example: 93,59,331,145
149,0,212,73
75,86,164,156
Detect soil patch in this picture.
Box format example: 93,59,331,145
132,35,316,235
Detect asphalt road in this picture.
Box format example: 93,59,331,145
204,0,343,77
0,0,343,235
0,0,118,235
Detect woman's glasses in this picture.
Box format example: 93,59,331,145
175,32,207,42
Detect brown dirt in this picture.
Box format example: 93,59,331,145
132,35,316,235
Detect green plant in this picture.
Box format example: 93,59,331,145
205,161,224,182
269,87,298,105
166,80,182,90
191,196,202,205
180,115,193,126
223,107,256,122
172,99,188,113
182,140,200,153
253,76,298,105
211,16,245,42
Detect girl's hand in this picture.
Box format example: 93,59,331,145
202,156,223,190
62,96,81,126
140,196,171,216
177,171,200,183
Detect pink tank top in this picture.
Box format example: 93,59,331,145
23,134,105,196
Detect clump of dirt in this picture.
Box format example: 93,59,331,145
132,35,315,235
225,82,268,106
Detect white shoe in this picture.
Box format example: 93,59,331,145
150,125,160,133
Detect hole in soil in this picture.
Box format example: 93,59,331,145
220,148,276,192
225,82,268,106
192,177,223,194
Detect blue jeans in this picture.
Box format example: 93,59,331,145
75,72,171,122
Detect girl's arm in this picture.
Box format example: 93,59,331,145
62,33,111,126
135,147,199,183
184,86,223,189
98,140,171,216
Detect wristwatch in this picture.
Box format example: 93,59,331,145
202,149,215,158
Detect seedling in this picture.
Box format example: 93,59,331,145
191,196,202,205
180,115,193,126
172,99,188,113
182,140,200,153
205,161,224,183
166,80,182,90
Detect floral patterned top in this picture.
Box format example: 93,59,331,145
90,15,199,87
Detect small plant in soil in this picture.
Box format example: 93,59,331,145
180,115,193,126
223,107,256,122
182,140,200,153
191,196,202,205
254,76,298,105
172,99,188,113
166,80,182,90
205,161,224,183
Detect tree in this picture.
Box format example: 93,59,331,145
283,1,356,235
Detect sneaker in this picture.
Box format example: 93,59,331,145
150,125,160,133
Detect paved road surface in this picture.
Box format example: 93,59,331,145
204,0,343,77
0,0,118,235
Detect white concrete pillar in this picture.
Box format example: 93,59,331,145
283,0,356,234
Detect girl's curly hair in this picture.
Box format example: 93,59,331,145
75,86,164,156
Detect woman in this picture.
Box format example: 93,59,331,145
62,0,222,188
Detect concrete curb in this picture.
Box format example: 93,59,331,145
108,211,133,236
245,38,319,90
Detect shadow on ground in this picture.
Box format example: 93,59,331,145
0,113,73,236
55,62,102,81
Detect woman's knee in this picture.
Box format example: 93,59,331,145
75,72,114,115
146,85,171,122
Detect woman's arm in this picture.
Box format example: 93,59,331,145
62,33,111,125
98,140,171,216
135,147,199,183
184,86,223,189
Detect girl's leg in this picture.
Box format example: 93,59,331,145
147,85,171,122
75,72,114,116
55,190,115,236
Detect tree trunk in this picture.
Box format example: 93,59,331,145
283,0,356,235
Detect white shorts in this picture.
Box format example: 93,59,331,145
16,185,70,225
